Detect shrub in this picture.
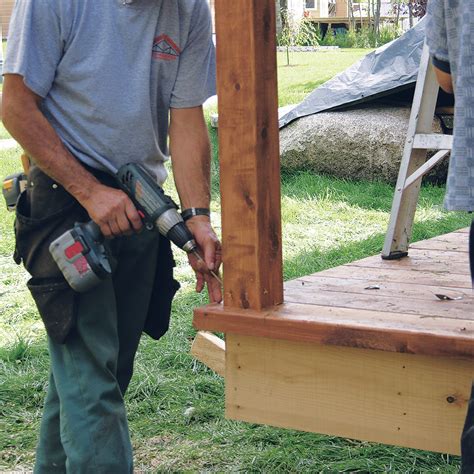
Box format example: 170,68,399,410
333,28,356,48
377,23,403,46
321,26,335,46
277,12,320,48
354,26,375,48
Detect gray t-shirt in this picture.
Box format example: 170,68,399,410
4,0,216,184
425,0,474,212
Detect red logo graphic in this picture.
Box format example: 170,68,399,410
152,35,181,61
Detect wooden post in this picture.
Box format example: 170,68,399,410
215,0,283,310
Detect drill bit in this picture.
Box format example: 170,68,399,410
192,250,223,285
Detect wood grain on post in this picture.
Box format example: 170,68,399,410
215,0,283,310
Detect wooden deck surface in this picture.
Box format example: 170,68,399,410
194,228,474,359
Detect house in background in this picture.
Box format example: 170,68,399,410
206,1,409,35
305,0,410,31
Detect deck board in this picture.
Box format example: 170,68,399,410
194,229,474,358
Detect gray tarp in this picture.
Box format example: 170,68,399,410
279,19,427,129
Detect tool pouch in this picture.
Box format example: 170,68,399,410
144,236,181,340
14,165,88,344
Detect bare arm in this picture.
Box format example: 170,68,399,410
434,66,454,95
1,74,141,238
169,106,222,303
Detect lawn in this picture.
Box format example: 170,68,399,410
0,49,470,472
277,49,371,106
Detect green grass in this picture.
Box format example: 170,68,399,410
0,123,10,140
277,49,371,106
0,49,470,471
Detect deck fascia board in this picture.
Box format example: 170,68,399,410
193,301,474,359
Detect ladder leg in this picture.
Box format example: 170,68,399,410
382,44,440,259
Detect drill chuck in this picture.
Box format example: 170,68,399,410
155,208,197,253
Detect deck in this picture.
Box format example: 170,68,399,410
195,228,474,359
194,228,474,454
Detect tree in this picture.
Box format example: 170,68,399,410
374,0,381,39
275,0,283,35
278,8,319,66
392,0,427,26
348,0,356,30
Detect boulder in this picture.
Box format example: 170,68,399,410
279,106,449,184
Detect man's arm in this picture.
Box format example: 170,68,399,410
425,0,453,94
169,106,222,303
432,59,454,94
1,74,142,238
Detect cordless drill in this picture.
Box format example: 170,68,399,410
50,163,201,292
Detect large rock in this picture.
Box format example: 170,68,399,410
279,106,448,184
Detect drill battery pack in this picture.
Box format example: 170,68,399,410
2,172,27,211
49,221,112,293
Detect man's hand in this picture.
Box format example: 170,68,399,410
186,216,222,303
80,183,143,239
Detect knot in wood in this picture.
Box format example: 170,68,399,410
243,192,255,209
240,290,250,309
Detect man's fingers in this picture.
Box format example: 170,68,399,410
108,220,121,238
116,214,133,236
195,271,205,293
202,237,219,271
205,273,222,303
125,200,143,232
100,222,113,239
214,245,222,271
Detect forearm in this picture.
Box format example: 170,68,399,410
2,75,142,238
431,55,453,95
434,66,454,95
2,76,102,205
169,107,211,210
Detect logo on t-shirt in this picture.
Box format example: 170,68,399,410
152,35,181,61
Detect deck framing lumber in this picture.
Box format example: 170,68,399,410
226,334,473,455
191,331,226,377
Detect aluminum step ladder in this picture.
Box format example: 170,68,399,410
382,43,453,259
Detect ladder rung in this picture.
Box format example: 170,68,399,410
403,149,451,190
413,133,453,150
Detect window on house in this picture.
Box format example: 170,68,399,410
306,0,315,8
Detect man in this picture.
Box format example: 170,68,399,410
425,1,474,471
2,1,221,472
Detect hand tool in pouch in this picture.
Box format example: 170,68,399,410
2,172,27,211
